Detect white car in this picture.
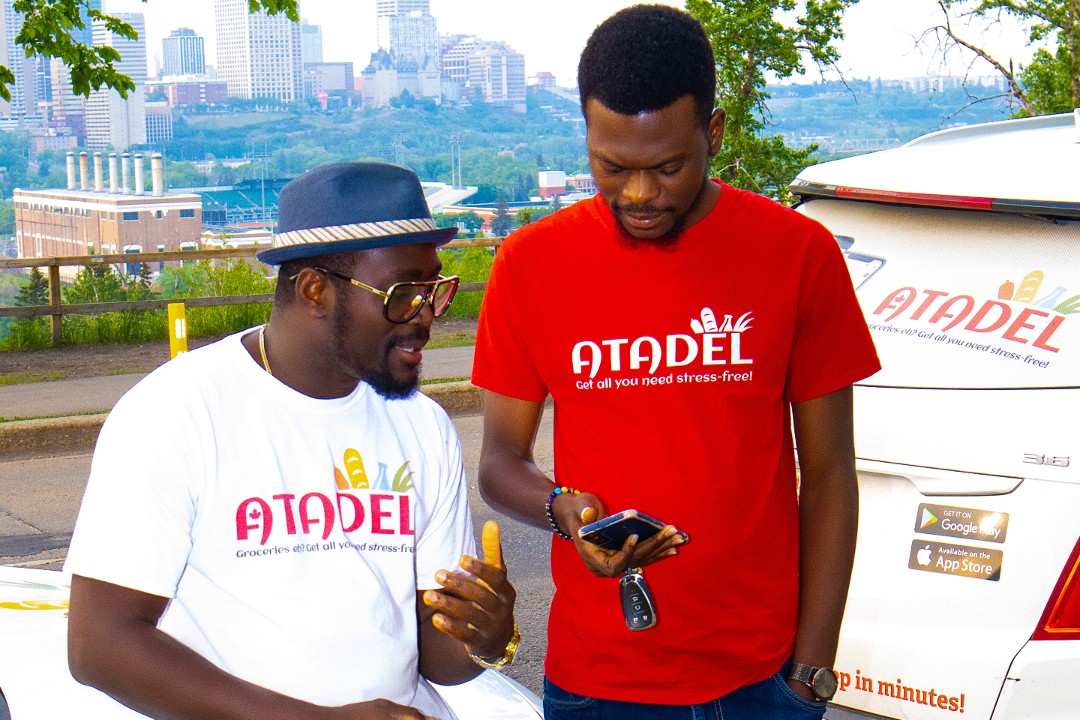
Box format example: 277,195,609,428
0,566,542,719
792,111,1080,719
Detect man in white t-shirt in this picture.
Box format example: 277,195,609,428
65,162,518,720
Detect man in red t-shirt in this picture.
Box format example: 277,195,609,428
472,5,880,719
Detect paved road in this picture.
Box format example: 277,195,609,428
1,345,475,420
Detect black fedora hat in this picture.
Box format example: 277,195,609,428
256,162,458,265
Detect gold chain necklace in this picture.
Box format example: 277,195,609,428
258,324,273,376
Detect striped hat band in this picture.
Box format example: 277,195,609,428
273,217,440,248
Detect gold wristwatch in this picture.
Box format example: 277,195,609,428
469,624,521,669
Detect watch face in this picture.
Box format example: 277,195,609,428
811,668,838,699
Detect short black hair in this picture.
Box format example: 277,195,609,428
577,4,716,127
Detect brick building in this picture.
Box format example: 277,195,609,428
14,152,202,271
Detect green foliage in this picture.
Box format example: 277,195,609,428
165,161,209,190
491,196,513,237
1,0,299,101
0,261,274,350
14,267,48,306
686,0,855,202
63,262,126,305
4,268,50,348
449,211,485,232
438,247,494,318
160,260,273,337
516,206,553,227
1020,43,1080,115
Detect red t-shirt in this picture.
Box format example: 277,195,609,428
472,184,880,704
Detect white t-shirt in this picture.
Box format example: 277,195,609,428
65,329,475,718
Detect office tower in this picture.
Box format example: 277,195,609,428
145,101,173,143
85,13,147,150
376,0,438,69
162,28,206,77
0,0,38,116
375,1,430,22
467,43,526,111
301,20,322,65
440,36,526,110
70,0,102,47
214,0,302,101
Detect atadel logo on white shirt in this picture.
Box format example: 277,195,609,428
235,446,416,547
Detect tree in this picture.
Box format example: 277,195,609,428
1,0,299,101
8,266,50,346
685,0,855,202
450,211,485,233
14,266,48,307
515,207,535,227
925,1,1079,116
64,256,126,305
491,196,514,237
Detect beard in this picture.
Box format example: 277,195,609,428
331,303,421,400
611,203,686,249
609,176,713,248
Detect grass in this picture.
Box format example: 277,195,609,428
421,376,469,385
0,371,64,386
427,331,475,349
0,410,105,423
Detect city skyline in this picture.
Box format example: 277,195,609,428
101,0,1038,87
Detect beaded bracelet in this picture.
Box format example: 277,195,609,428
545,486,580,540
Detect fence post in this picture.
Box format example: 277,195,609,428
47,263,62,347
168,302,188,358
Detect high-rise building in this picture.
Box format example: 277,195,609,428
1,0,38,117
467,43,526,112
48,57,87,138
440,36,526,111
301,20,322,65
70,0,102,47
145,101,173,143
214,0,303,101
85,13,148,150
375,1,430,20
162,28,206,77
375,0,438,71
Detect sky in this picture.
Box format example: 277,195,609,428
104,0,1038,85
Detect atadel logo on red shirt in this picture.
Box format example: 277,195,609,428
571,307,756,388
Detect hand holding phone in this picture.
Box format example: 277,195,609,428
578,509,688,551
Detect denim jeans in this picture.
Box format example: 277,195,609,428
543,658,827,720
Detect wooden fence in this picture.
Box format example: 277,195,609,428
0,238,498,347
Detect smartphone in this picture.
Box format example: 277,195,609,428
843,250,886,289
835,234,887,290
578,509,685,551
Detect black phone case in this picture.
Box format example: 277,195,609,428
578,510,666,551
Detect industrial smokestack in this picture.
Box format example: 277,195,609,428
66,152,76,190
78,152,89,191
121,153,132,194
133,154,145,196
108,153,118,194
151,153,164,197
93,152,103,192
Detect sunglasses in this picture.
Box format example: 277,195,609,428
294,268,460,324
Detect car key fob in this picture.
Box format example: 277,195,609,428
619,568,657,631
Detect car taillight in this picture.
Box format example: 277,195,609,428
1033,536,1080,640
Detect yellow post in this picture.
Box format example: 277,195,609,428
168,302,188,359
